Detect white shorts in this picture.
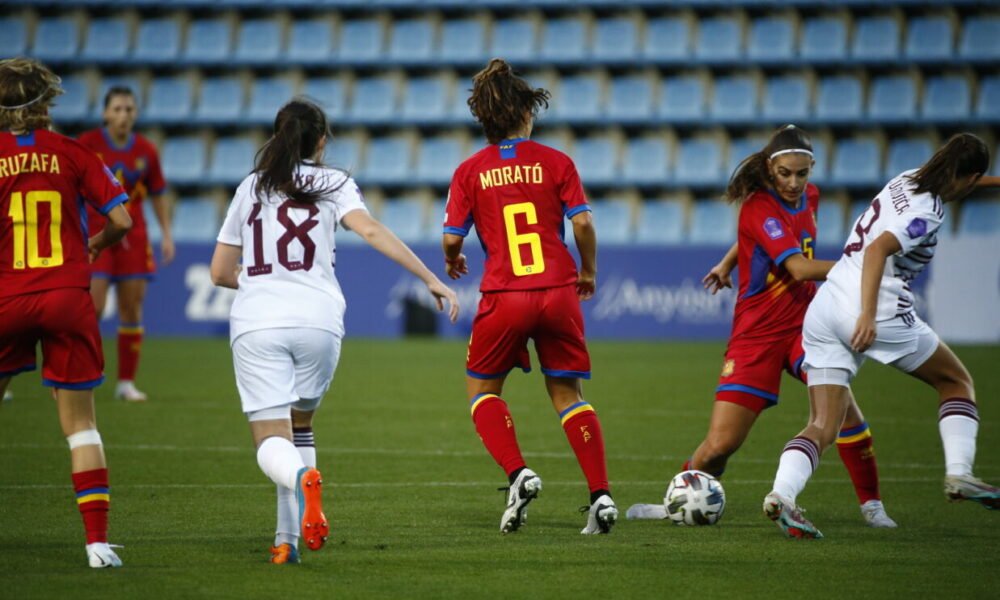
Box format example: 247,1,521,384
232,327,342,416
802,286,940,378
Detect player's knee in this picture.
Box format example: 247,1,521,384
702,432,742,461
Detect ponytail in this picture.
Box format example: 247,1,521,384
467,58,550,145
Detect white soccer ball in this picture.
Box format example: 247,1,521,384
663,470,726,526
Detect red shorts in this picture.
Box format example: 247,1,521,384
0,288,105,388
467,285,591,380
91,224,155,281
715,330,805,414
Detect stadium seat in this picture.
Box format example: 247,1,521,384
439,18,486,63
867,75,917,123
208,137,256,186
143,203,162,244
379,198,425,244
415,137,463,185
590,201,633,245
361,137,412,184
762,75,810,122
0,17,28,57
32,18,80,62
852,16,900,61
194,78,244,124
388,18,436,63
540,16,588,63
958,201,1000,236
172,198,221,243
622,137,671,186
976,76,1000,120
161,137,208,185
688,200,736,244
959,16,1000,61
922,76,971,122
635,201,685,245
81,18,130,63
48,75,90,122
607,76,654,122
849,199,870,226
246,78,294,125
809,137,830,186
695,17,742,62
815,200,846,247
747,17,795,62
401,76,449,123
132,19,181,64
324,136,362,172
338,19,384,63
831,139,882,187
553,74,602,122
182,19,232,64
674,139,723,186
592,17,638,61
424,200,447,242
572,138,619,186
643,16,690,61
287,20,335,64
234,19,283,64
303,78,347,119
658,76,706,123
490,18,537,62
348,76,398,123
905,16,953,61
815,75,863,122
144,77,193,123
884,139,932,179
800,17,848,62
710,76,758,123
725,137,764,179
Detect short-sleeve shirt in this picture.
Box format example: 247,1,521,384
0,130,127,298
730,185,820,340
79,129,165,236
825,169,944,321
443,138,590,292
217,164,368,342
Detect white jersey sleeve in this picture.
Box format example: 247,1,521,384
217,177,253,246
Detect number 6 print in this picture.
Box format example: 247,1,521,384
503,201,546,277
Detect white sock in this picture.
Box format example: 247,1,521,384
274,485,298,547
940,415,977,477
257,436,305,491
293,427,317,468
772,437,820,504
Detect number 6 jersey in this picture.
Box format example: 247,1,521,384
217,164,368,342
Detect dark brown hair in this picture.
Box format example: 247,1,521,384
253,98,346,204
467,58,550,145
909,133,989,203
103,85,135,109
724,124,813,204
0,58,63,132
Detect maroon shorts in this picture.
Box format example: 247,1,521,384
91,225,155,281
467,285,591,380
715,330,805,414
0,288,105,388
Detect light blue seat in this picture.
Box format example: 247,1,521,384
303,78,347,119
247,78,294,124
958,201,1000,236
747,17,794,62
726,137,763,179
644,17,689,61
711,76,758,123
810,137,830,186
132,19,180,64
235,19,283,64
380,199,425,244
688,200,735,244
0,17,28,57
415,137,462,185
49,75,90,122
338,19,384,63
695,17,742,62
143,203,162,244
287,20,334,64
388,19,435,63
94,76,143,118
635,201,684,245
658,76,705,123
424,200,447,242
161,137,207,185
448,88,476,125
401,77,449,122
849,200,870,226
81,18,130,63
674,139,723,186
173,199,220,243
324,137,361,172
816,75,863,122
905,16,953,61
607,76,654,122
348,76,398,123
852,16,900,61
183,19,232,64
868,75,917,122
439,18,486,63
592,17,638,61
816,200,846,247
976,76,1000,120
884,139,932,179
361,137,411,184
32,18,80,62
490,18,536,62
800,17,848,62
194,78,244,123
554,75,602,122
923,76,971,122
144,77,193,123
831,139,881,187
573,138,618,186
590,201,632,245
960,16,1000,61
540,17,588,63
762,75,810,121
209,137,256,186
622,138,670,185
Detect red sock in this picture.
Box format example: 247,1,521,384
560,402,609,494
682,458,692,471
470,394,525,478
72,468,109,544
118,324,143,381
837,422,880,503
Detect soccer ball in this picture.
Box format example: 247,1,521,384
664,470,726,526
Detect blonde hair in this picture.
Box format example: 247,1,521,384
0,58,64,132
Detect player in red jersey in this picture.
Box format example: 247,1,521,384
0,58,132,567
627,125,895,527
79,86,172,402
443,59,617,534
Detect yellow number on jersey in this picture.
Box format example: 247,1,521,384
801,235,815,260
8,190,64,269
502,202,545,277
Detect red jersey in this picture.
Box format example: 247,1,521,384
730,184,820,341
0,130,127,298
78,128,165,236
444,138,590,292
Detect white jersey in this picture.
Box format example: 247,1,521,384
217,164,368,342
824,169,944,321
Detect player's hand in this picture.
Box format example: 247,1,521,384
702,264,733,295
161,237,176,266
851,315,877,353
427,279,460,323
577,271,596,301
445,254,468,280
87,235,104,263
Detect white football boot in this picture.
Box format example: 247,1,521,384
499,468,542,533
625,503,668,520
763,491,823,539
581,494,618,534
2,390,12,403
115,381,147,402
86,542,122,568
944,474,1000,510
860,499,898,528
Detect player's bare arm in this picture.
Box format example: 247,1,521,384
973,175,1000,188
571,210,597,301
703,241,738,294
783,253,836,282
151,193,175,265
852,231,902,352
442,233,468,280
209,242,242,289
88,204,132,262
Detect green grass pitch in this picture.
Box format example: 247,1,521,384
1,339,998,599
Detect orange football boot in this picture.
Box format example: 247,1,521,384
296,467,329,551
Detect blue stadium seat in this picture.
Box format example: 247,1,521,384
572,138,618,186
710,76,758,123
195,78,244,124
439,18,486,63
338,19,384,63
674,139,723,186
32,18,80,62
235,19,283,64
361,137,412,184
246,78,294,125
809,137,830,186
143,202,162,244
958,201,1000,236
132,19,180,64
976,76,1000,120
183,19,232,64
658,76,706,123
762,75,810,121
161,137,207,185
144,77,193,123
490,18,537,62
348,76,398,123
380,199,425,244
815,75,863,122
388,19,436,63
800,17,848,62
423,200,447,242
635,201,685,245
905,16,953,61
688,200,735,244
643,16,690,61
401,77,449,123
0,17,28,57
607,76,654,122
209,137,256,186
868,75,917,123
303,78,347,119
172,199,220,243
592,17,638,61
415,137,462,185
287,20,334,64
448,88,476,125
81,18,130,63
816,200,846,247
849,200,870,227
726,137,764,179
324,137,361,172
852,16,900,61
622,138,670,185
960,16,1000,62
540,17,588,63
94,76,143,118
831,139,881,187
49,75,90,122
747,17,794,62
553,75,602,122
590,201,632,245
695,17,742,62
923,76,971,122
884,139,932,179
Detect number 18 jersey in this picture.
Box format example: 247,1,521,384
217,165,368,342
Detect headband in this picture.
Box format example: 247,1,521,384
0,78,61,110
769,148,814,160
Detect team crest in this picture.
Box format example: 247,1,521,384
136,157,147,171
721,359,735,377
763,217,784,239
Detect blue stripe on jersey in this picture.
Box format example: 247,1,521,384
716,383,779,402
15,132,35,146
98,192,129,215
42,375,105,390
774,247,802,266
102,128,135,152
767,189,808,215
564,204,592,218
443,226,469,236
742,245,773,299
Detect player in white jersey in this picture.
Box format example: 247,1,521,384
210,99,459,563
761,133,1000,539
